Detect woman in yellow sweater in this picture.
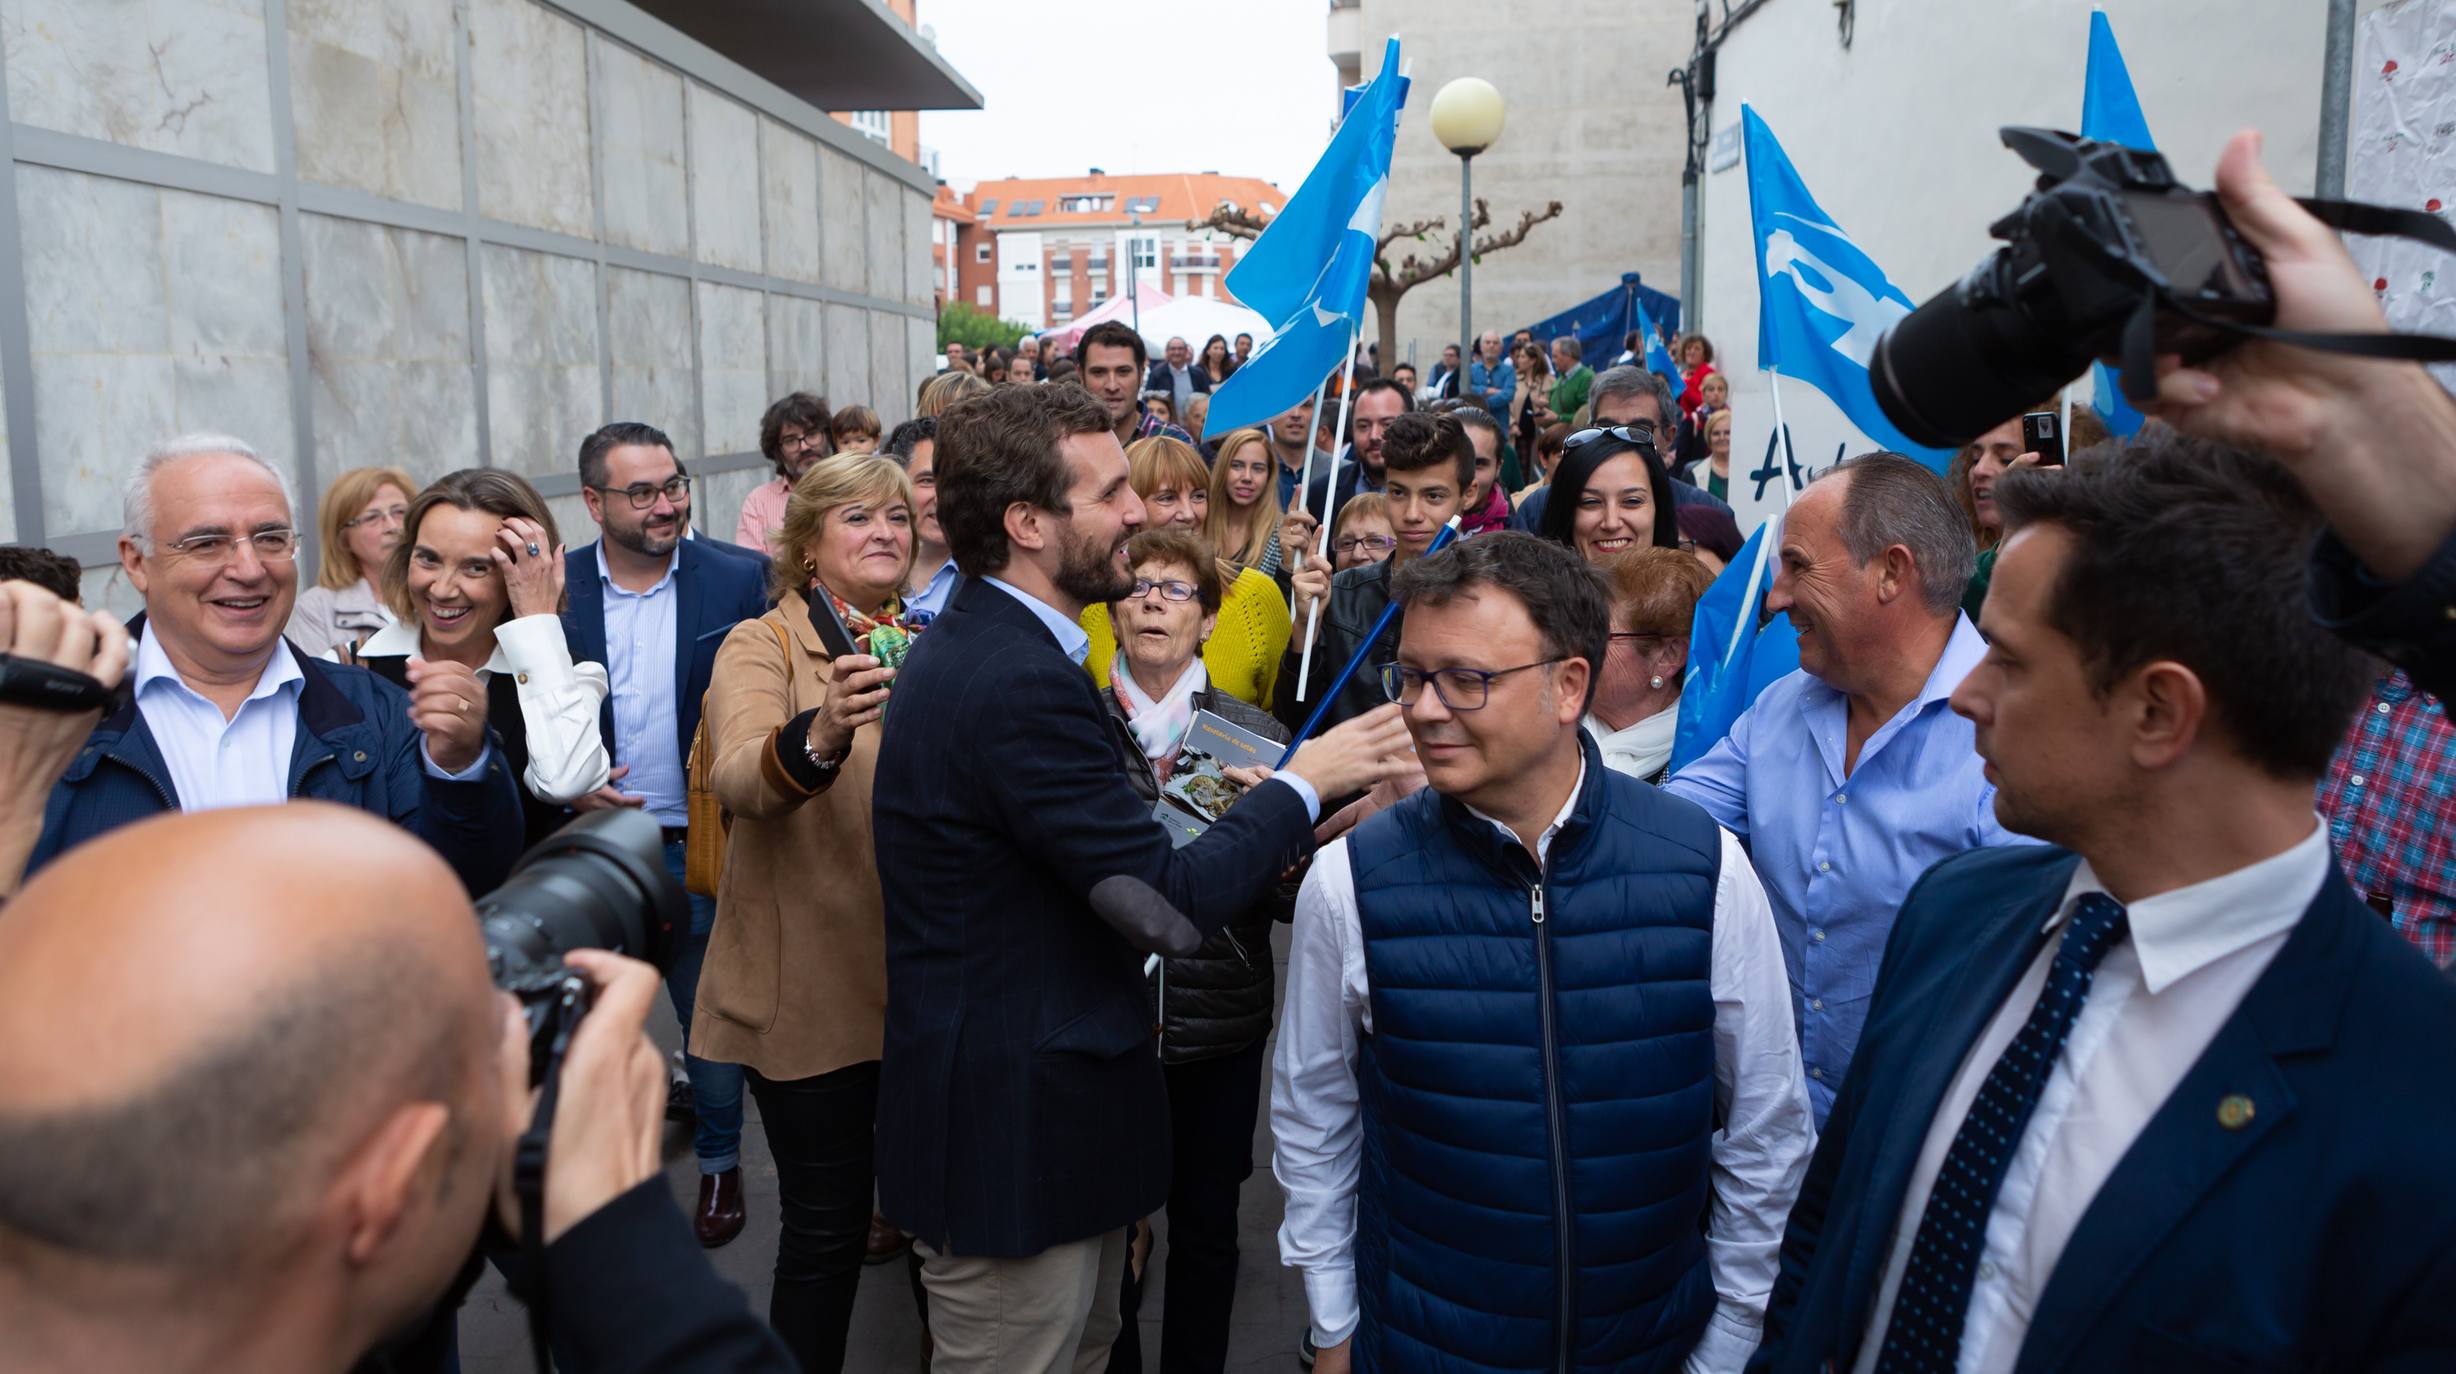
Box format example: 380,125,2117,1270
1081,435,1291,707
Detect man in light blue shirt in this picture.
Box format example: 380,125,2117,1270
1666,455,2032,1125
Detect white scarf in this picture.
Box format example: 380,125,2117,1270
1113,654,1208,763
1586,703,1681,781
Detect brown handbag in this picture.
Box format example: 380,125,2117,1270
683,618,792,897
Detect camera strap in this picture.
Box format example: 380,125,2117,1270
513,975,589,1374
2118,198,2456,401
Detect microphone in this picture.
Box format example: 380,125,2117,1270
1089,875,1205,958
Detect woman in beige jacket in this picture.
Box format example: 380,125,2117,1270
694,453,915,1374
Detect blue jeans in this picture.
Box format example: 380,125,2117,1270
662,838,744,1174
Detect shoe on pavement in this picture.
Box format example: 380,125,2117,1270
865,1212,912,1265
696,1167,747,1248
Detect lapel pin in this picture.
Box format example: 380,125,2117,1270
2216,1094,2255,1131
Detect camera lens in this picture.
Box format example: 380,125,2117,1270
477,809,682,999
1872,252,2096,449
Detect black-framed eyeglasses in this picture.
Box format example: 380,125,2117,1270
779,431,825,451
1127,577,1198,603
1379,659,1561,711
1334,534,1396,555
1564,422,1659,452
591,475,691,509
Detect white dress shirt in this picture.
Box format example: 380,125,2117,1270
1852,820,2330,1374
355,616,612,803
1273,759,1816,1371
134,623,305,811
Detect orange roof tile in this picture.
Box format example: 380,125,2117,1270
953,171,1282,229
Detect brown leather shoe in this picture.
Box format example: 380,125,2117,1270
696,1168,746,1248
864,1211,911,1265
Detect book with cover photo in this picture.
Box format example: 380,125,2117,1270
1151,708,1283,847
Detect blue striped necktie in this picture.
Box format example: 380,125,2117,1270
1875,891,2131,1374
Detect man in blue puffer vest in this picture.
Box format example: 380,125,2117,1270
1273,533,1815,1374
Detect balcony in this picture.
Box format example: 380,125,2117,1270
1326,0,1362,69
1170,255,1223,272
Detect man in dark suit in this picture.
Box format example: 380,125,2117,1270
1752,433,2456,1373
872,383,1410,1369
559,420,770,1249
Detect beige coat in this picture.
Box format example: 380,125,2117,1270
690,589,887,1081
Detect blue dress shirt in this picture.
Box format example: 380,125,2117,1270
1468,356,1516,421
981,576,1321,821
597,543,687,824
1664,614,2031,1125
906,557,961,622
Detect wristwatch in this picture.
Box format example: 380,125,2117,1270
803,728,849,782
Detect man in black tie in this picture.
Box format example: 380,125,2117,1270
1750,432,2456,1372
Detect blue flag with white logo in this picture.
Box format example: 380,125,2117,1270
1636,295,1685,392
1207,38,1409,431
2083,11,2151,437
1743,105,1953,469
1670,518,1800,773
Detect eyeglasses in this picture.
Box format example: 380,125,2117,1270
342,504,407,530
1379,659,1560,711
163,528,300,566
1127,577,1199,603
591,475,691,509
779,431,824,451
1609,632,1670,652
1334,534,1396,555
1564,422,1660,452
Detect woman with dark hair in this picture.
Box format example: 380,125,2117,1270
354,469,611,842
738,391,834,556
1197,333,1236,387
1537,425,1681,562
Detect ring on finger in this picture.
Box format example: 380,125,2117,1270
526,542,541,557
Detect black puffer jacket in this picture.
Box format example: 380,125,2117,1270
1105,684,1298,1064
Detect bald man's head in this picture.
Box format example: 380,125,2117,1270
0,805,502,1295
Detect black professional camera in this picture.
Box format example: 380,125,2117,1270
1872,127,2275,448
476,809,682,1087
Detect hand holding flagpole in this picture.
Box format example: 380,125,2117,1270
1295,338,1362,702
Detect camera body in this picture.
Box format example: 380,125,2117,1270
1872,127,2275,449
476,809,683,1086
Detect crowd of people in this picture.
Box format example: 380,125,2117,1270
0,127,2453,1374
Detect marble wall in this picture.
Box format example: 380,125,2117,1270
0,0,934,557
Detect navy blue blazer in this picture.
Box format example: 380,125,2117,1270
1752,843,2456,1373
870,575,1316,1259
561,536,770,771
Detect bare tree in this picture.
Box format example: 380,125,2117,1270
1187,196,1565,364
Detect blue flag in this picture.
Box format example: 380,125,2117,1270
2083,11,2151,437
1636,295,1685,392
1208,38,1409,430
1670,520,1801,773
1743,105,1953,469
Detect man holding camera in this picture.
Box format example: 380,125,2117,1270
23,434,525,895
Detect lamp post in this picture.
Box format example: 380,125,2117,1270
1430,77,1505,382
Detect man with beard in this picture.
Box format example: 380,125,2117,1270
561,421,770,1249
872,384,1413,1370
1302,377,1412,528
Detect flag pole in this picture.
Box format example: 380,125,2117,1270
1289,373,1331,616
1295,328,1363,703
1764,364,1798,511
1279,515,1465,767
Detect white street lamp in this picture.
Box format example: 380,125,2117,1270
1430,77,1505,377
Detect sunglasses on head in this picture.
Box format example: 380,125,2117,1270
1563,422,1659,453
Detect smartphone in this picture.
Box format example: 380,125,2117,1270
2020,411,2065,468
806,591,862,661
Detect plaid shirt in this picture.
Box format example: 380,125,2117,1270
2318,670,2455,965
1133,412,1195,444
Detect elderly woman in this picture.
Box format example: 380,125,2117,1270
1587,547,1715,783
349,469,610,841
1537,424,1682,562
736,392,834,556
1081,435,1291,707
1097,526,1295,1374
287,465,414,656
696,453,916,1374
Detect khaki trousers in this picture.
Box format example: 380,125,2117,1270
915,1227,1131,1374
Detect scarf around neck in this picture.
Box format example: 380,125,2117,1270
1112,654,1207,770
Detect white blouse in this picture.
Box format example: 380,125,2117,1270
355,615,612,804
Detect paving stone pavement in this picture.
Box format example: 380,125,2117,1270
458,926,1311,1373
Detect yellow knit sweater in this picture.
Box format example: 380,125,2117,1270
1080,566,1292,709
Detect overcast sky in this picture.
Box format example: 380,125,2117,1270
915,0,1336,194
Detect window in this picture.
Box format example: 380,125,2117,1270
975,242,991,263
1124,195,1162,215
1010,199,1046,217
849,110,890,145
1059,194,1114,213
977,197,999,216
1130,237,1158,270
975,285,992,306
1091,287,1109,305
